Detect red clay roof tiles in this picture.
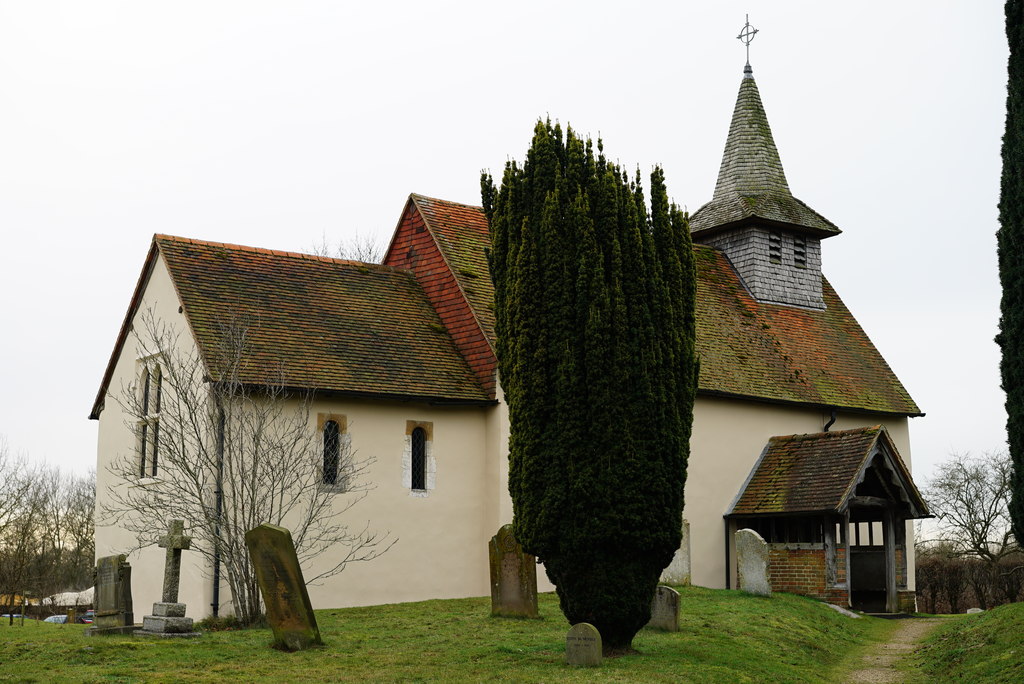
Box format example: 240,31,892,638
729,426,926,516
693,246,920,415
94,194,919,418
156,235,489,402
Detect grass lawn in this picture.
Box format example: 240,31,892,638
912,602,1024,683
1,586,896,683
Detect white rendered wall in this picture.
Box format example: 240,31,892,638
685,396,916,591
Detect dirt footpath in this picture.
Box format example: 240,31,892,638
842,617,944,683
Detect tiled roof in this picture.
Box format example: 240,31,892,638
395,196,917,416
410,195,496,344
156,236,489,403
693,245,920,415
383,196,498,397
93,196,918,418
729,426,927,516
690,69,841,238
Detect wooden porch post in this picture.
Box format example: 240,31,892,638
843,510,852,606
883,508,898,613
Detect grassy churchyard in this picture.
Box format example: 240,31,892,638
2,587,1022,683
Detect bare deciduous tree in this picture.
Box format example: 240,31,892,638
0,439,95,621
309,230,385,263
923,451,1019,563
101,311,391,625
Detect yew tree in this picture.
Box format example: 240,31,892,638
999,0,1024,546
482,121,698,653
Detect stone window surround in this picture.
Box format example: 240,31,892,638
402,420,435,497
136,356,162,479
316,413,351,493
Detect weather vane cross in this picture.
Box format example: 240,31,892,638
737,14,758,66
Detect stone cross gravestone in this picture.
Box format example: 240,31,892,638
565,622,602,666
86,554,134,635
736,528,772,597
137,519,200,637
488,524,538,618
660,519,691,585
646,585,680,631
159,519,190,603
244,523,322,651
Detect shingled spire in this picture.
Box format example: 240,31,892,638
691,63,840,309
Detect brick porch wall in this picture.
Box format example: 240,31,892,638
769,545,826,597
768,544,850,606
898,591,917,613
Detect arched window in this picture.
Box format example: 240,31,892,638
323,420,340,486
411,427,426,490
138,363,161,477
139,367,150,477
149,365,161,477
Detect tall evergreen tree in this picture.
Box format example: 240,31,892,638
999,0,1024,547
482,121,698,654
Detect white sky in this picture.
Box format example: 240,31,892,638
0,2,1009,486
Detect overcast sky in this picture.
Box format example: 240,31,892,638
0,2,1009,487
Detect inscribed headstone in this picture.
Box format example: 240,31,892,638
86,554,134,635
646,585,680,631
736,528,772,597
565,622,602,666
137,519,200,637
488,524,538,618
244,523,322,651
660,519,691,585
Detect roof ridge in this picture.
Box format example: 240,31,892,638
153,234,402,272
409,193,484,211
770,425,882,442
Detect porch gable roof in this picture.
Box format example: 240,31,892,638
727,426,929,518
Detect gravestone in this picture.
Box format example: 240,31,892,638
488,524,538,618
736,528,772,597
137,519,200,637
565,622,602,666
86,554,134,635
660,519,691,585
244,523,322,651
646,585,680,631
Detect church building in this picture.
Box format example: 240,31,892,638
91,61,928,616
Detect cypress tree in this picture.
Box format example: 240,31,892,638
999,0,1024,546
482,121,698,654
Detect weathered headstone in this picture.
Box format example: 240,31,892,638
660,519,691,585
137,519,200,637
488,524,538,618
736,528,772,597
565,622,602,666
86,554,134,635
244,523,322,651
646,585,680,631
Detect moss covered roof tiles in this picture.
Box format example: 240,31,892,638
693,245,920,415
410,194,496,345
156,236,489,403
690,71,841,238
729,426,927,516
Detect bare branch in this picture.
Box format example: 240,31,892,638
100,308,392,624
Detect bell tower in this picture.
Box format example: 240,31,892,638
690,18,840,310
